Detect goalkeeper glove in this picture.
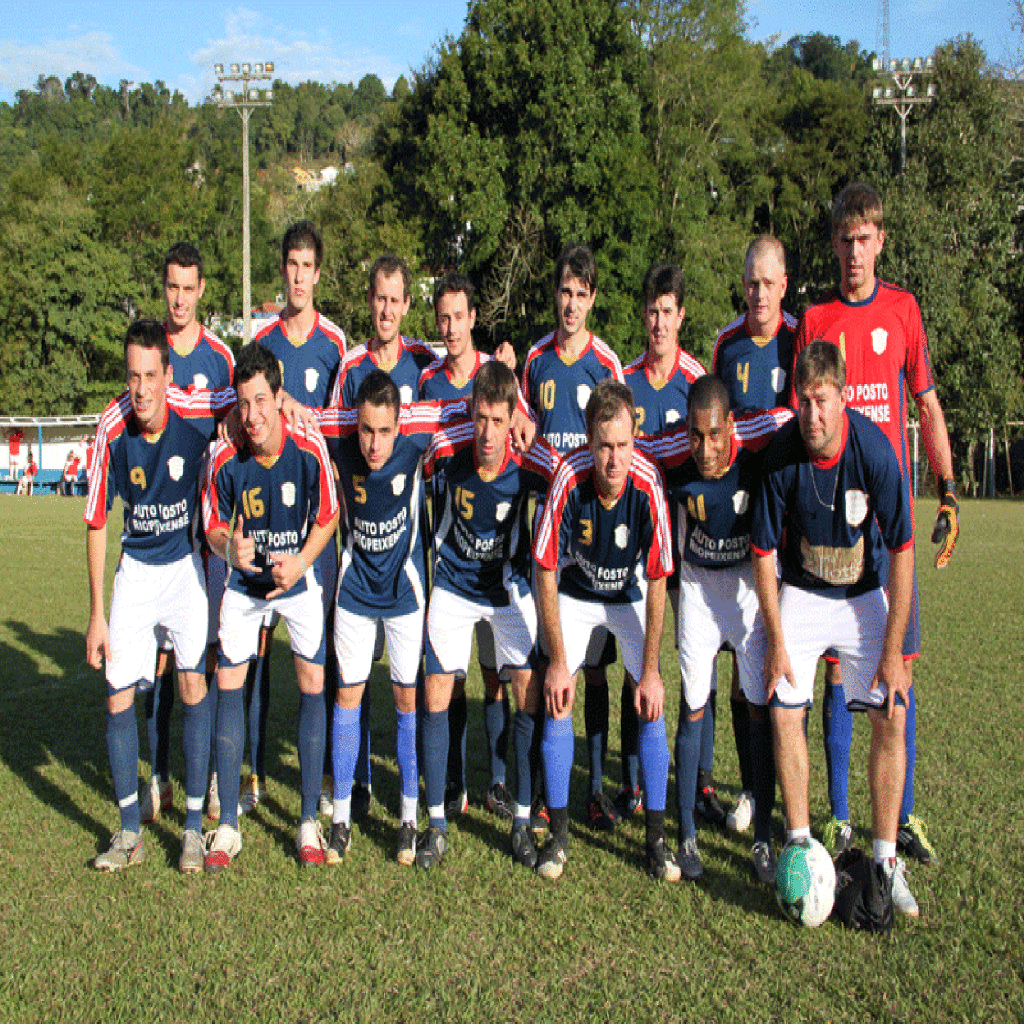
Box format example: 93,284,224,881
931,476,959,569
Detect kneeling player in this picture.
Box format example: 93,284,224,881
202,344,339,871
533,380,677,880
750,342,918,916
418,361,559,868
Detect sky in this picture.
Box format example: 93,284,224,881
0,0,1016,106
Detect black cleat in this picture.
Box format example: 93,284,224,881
415,826,448,870
351,783,372,823
695,785,727,829
511,822,538,869
586,791,619,832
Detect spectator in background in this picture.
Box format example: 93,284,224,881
17,450,37,495
8,427,24,479
63,450,81,496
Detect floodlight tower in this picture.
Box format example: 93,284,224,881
870,56,937,173
212,62,275,344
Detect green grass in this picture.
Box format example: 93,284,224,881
0,495,1022,1023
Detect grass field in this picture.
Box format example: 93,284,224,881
0,495,1021,1023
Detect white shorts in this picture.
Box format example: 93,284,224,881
106,551,208,691
557,592,647,682
335,606,423,687
206,551,228,646
765,584,891,711
677,561,765,709
426,586,536,678
220,575,325,667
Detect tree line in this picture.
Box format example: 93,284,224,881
0,0,1020,451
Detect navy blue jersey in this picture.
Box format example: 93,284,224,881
522,332,624,455
425,421,559,605
713,312,798,412
750,408,913,598
418,351,490,401
167,325,234,391
86,386,234,565
623,348,706,436
203,421,338,598
534,446,673,605
334,336,437,408
255,312,346,409
639,408,792,570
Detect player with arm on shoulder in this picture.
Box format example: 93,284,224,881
201,343,339,872
533,380,678,881
710,234,798,837
85,320,235,874
416,361,560,869
522,243,626,834
751,341,919,916
639,376,792,883
791,183,956,868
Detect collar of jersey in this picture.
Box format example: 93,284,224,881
138,401,170,442
474,435,512,481
253,418,288,468
744,311,783,347
370,335,405,372
838,279,881,309
643,348,679,389
447,350,481,388
281,310,319,347
809,411,849,469
555,331,592,366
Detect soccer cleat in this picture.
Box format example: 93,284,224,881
206,771,221,821
203,823,242,874
444,788,469,820
586,791,619,832
751,841,777,885
510,822,538,869
297,819,326,867
726,791,754,834
886,857,920,917
351,783,372,823
613,786,643,821
396,821,417,866
897,814,937,865
415,826,448,869
318,774,334,818
139,775,173,824
530,797,550,839
485,782,514,821
646,835,682,882
325,822,352,865
179,829,205,874
536,834,568,880
677,836,703,881
238,774,262,816
694,786,727,829
94,829,145,872
822,816,854,857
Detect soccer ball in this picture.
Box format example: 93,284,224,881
776,838,836,928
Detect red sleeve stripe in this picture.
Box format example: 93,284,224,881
750,543,775,557
424,422,474,475
84,393,132,527
591,336,624,382
201,438,237,535
711,315,747,375
629,451,674,578
291,424,340,525
522,333,556,405
522,436,561,483
533,448,590,568
734,407,791,450
676,349,707,380
418,356,446,391
317,314,348,356
253,318,281,344
641,425,692,467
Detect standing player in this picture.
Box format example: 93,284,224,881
142,241,237,827
252,220,346,819
202,343,339,870
7,427,23,479
522,243,625,832
85,320,233,873
751,341,919,916
62,450,80,496
791,183,958,868
711,234,798,835
533,380,678,880
417,361,559,869
639,376,791,882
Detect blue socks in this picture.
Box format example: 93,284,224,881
674,705,703,839
396,708,418,811
484,694,509,785
245,651,271,780
542,716,574,810
181,690,210,833
823,681,853,822
900,683,916,824
639,717,670,814
331,703,361,807
297,691,326,822
422,708,449,828
748,713,775,844
215,687,245,829
512,709,535,822
144,668,173,780
620,681,640,791
107,704,140,834
699,689,716,776
355,687,372,788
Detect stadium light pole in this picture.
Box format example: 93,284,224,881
870,56,937,173
212,61,274,345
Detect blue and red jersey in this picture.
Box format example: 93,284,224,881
202,420,338,599
255,312,347,409
522,331,624,455
750,408,914,598
534,447,673,605
623,347,706,435
167,325,234,392
418,351,490,402
333,336,437,408
85,386,234,565
713,311,799,413
425,422,559,605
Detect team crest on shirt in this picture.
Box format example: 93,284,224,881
845,489,869,527
614,524,629,549
732,490,749,515
495,501,511,522
167,456,184,482
392,474,406,496
871,328,888,355
666,409,681,425
193,373,208,390
281,481,296,507
400,385,414,404
772,367,787,393
305,368,319,393
576,384,592,410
